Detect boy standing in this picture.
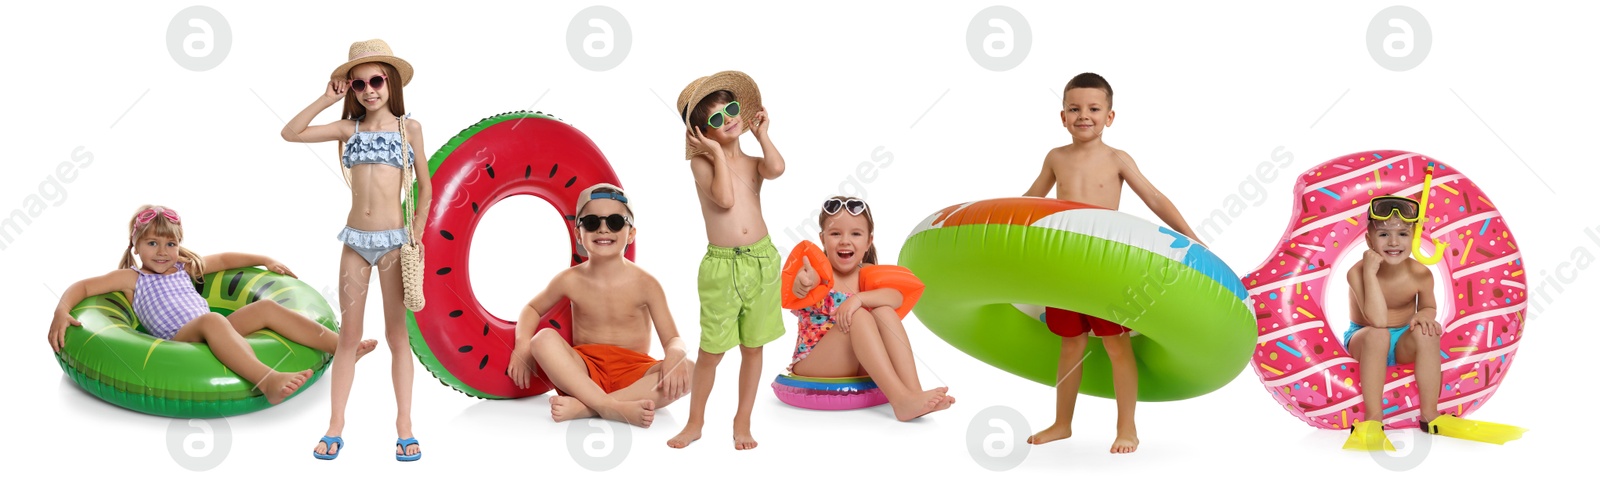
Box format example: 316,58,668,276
1022,73,1204,454
668,71,787,451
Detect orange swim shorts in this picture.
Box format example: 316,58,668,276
569,343,661,394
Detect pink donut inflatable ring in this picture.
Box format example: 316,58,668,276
1246,150,1527,430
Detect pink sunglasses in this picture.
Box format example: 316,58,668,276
131,207,181,241
349,74,387,92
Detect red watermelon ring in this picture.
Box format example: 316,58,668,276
406,111,633,399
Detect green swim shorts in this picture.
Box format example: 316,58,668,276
697,235,785,354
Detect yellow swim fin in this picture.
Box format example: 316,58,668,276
1343,420,1396,451
1424,415,1527,445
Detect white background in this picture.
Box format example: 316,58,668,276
3,1,1595,476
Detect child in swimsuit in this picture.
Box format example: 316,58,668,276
505,184,693,428
1344,196,1444,435
786,197,953,421
47,205,368,406
1021,73,1206,454
280,39,431,461
669,71,787,450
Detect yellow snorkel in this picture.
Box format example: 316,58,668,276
1412,162,1447,265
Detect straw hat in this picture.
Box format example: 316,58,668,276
676,71,762,159
329,39,414,86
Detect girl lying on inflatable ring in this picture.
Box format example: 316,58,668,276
47,205,368,405
783,196,953,421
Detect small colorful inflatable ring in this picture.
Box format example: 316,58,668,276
407,111,631,399
55,268,337,417
1246,151,1527,429
898,197,1254,401
771,374,888,411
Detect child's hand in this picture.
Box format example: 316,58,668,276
751,108,770,139
1411,317,1442,337
48,311,82,353
834,297,863,334
506,344,539,390
685,127,721,162
793,256,819,299
264,260,297,278
1362,250,1384,276
324,79,348,102
654,356,692,401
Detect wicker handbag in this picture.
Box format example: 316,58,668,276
397,116,426,312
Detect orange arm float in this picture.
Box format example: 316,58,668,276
781,240,834,310
859,264,924,319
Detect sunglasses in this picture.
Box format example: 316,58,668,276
822,198,868,216
578,214,632,232
707,101,741,129
1369,196,1421,223
349,74,387,92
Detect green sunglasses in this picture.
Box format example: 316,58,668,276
707,101,741,129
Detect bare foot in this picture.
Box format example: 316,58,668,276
1028,423,1072,445
598,399,655,428
353,339,378,360
261,370,312,404
891,389,945,421
550,396,598,422
1109,434,1139,454
668,422,703,449
933,393,957,412
733,417,758,450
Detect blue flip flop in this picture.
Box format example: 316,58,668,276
312,436,343,460
396,437,421,462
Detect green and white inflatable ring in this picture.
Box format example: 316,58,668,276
898,197,1254,401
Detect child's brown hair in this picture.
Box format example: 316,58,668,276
1064,72,1114,108
817,196,878,265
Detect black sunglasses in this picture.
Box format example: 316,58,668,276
822,198,868,216
578,214,632,232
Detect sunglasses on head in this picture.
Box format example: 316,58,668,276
707,101,741,129
349,74,387,92
578,214,632,232
1369,196,1421,223
822,197,868,216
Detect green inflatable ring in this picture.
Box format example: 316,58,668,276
55,268,337,417
898,198,1254,401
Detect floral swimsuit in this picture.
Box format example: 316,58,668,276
788,290,853,372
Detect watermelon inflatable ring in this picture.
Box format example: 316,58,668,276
406,111,632,399
898,197,1255,401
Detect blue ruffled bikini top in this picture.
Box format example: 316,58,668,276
342,114,414,170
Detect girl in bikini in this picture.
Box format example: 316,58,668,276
280,39,431,462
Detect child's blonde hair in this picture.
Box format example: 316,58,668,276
120,204,205,283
